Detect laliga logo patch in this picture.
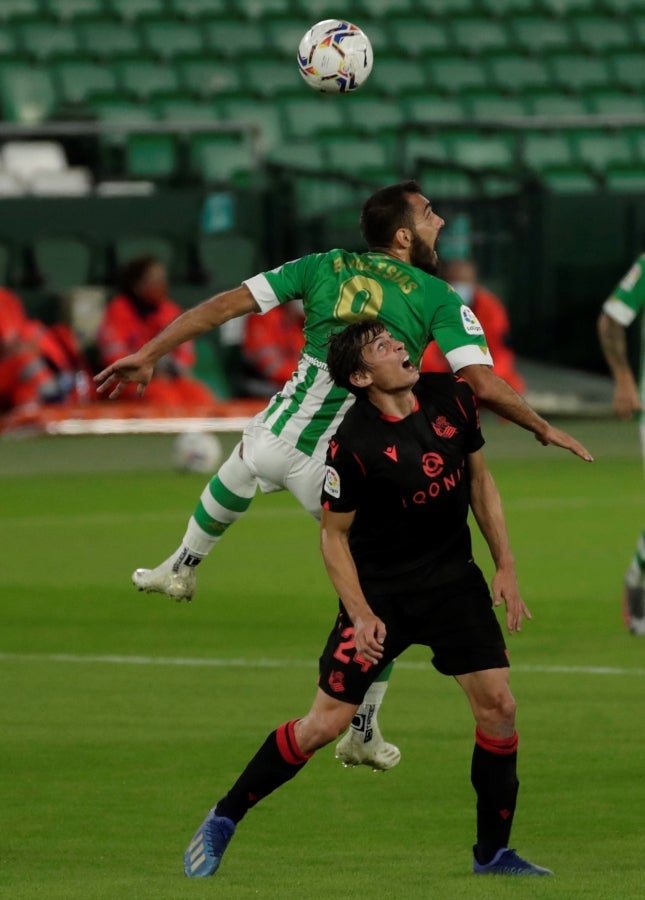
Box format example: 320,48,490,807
460,304,484,336
324,465,341,498
620,262,642,292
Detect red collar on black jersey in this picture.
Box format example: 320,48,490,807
379,395,420,422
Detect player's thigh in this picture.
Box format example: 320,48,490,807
283,452,326,520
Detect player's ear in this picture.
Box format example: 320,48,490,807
350,368,372,389
392,226,412,250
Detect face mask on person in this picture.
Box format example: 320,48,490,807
450,281,475,307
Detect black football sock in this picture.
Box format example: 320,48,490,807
471,727,520,865
215,719,313,824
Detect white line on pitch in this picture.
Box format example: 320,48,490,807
0,651,644,678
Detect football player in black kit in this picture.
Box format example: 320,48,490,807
183,319,552,879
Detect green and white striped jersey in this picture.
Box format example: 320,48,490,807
243,248,493,461
602,253,645,402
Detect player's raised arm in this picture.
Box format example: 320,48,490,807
458,364,594,462
94,285,259,400
320,507,386,664
597,310,642,419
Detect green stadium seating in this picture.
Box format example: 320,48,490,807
488,54,553,92
450,132,517,171
540,0,596,14
355,0,413,16
279,94,346,141
520,132,576,173
587,90,645,116
176,57,243,98
344,95,406,133
53,60,117,105
467,93,529,120
390,16,452,57
46,0,106,21
0,65,57,123
630,129,645,163
235,0,297,19
402,91,468,124
169,0,231,18
19,23,80,61
416,0,479,16
91,99,158,145
267,140,326,171
428,57,489,94
601,0,645,11
321,134,391,178
478,0,541,14
108,0,166,20
125,133,179,180
114,60,180,101
573,131,634,173
203,19,266,58
189,132,255,184
511,16,574,54
197,233,258,291
77,20,143,59
154,98,221,123
241,56,304,97
33,236,92,292
605,165,645,192
292,176,362,225
264,17,314,57
218,96,284,153
401,134,454,172
571,15,634,53
549,54,611,91
141,20,205,60
450,17,513,55
0,0,41,21
416,166,479,199
0,29,20,60
539,167,600,193
528,90,590,117
114,235,176,273
360,56,428,96
609,52,645,91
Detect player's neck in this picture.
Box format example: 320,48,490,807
368,387,417,420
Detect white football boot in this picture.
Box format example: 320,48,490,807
132,555,196,601
335,722,401,772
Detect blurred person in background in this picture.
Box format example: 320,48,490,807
0,287,90,415
597,254,645,635
421,258,525,395
97,256,216,409
240,300,305,397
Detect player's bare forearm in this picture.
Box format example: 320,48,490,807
95,286,259,399
459,364,594,462
597,311,641,418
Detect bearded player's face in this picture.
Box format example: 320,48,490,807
405,193,444,275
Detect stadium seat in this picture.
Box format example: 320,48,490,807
511,16,574,54
235,0,297,19
141,21,205,60
605,165,645,192
77,20,143,59
154,98,221,124
354,0,413,16
0,0,41,20
218,96,284,153
267,140,326,171
520,133,576,174
630,128,645,163
90,99,158,146
291,174,360,220
428,57,489,94
400,134,454,172
264,17,314,57
416,166,479,199
115,61,180,101
467,93,529,120
488,54,553,93
169,0,231,18
451,17,513,55
189,132,255,184
19,22,80,61
321,135,392,178
0,29,20,61
197,233,257,292
344,95,407,134
108,0,166,20
177,57,243,98
279,94,346,141
539,167,600,193
241,56,304,97
203,19,266,58
1,140,67,180
125,133,179,181
416,0,479,16
478,0,543,14
389,16,452,57
528,90,590,117
29,168,92,195
33,236,93,290
603,0,645,11
46,0,106,21
573,131,634,174
540,0,596,14
402,92,468,124
53,60,117,106
609,52,645,91
114,235,176,273
450,132,517,171
587,90,645,116
571,15,634,53
368,56,429,96
0,66,57,123
549,54,611,91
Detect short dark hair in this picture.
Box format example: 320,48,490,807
360,180,423,250
327,320,387,395
119,255,161,295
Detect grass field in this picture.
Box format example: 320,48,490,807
1,417,644,899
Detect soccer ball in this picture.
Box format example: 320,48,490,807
173,431,223,474
297,19,373,94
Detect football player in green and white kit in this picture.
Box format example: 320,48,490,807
598,254,645,634
96,182,592,771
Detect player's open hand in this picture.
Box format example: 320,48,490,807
353,613,386,665
534,424,594,462
492,567,532,635
94,353,154,400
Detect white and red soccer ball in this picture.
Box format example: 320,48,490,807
297,19,373,94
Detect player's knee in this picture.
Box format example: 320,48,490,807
476,689,516,730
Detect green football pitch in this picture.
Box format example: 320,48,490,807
1,417,643,899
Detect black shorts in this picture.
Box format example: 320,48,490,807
318,564,508,705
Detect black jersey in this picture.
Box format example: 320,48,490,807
321,373,485,595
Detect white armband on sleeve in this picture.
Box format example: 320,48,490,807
602,297,637,328
444,344,494,372
243,273,280,314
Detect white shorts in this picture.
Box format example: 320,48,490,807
241,413,326,520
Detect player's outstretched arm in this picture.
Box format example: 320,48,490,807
94,285,259,400
597,310,641,419
468,449,532,635
320,507,386,664
458,364,594,462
